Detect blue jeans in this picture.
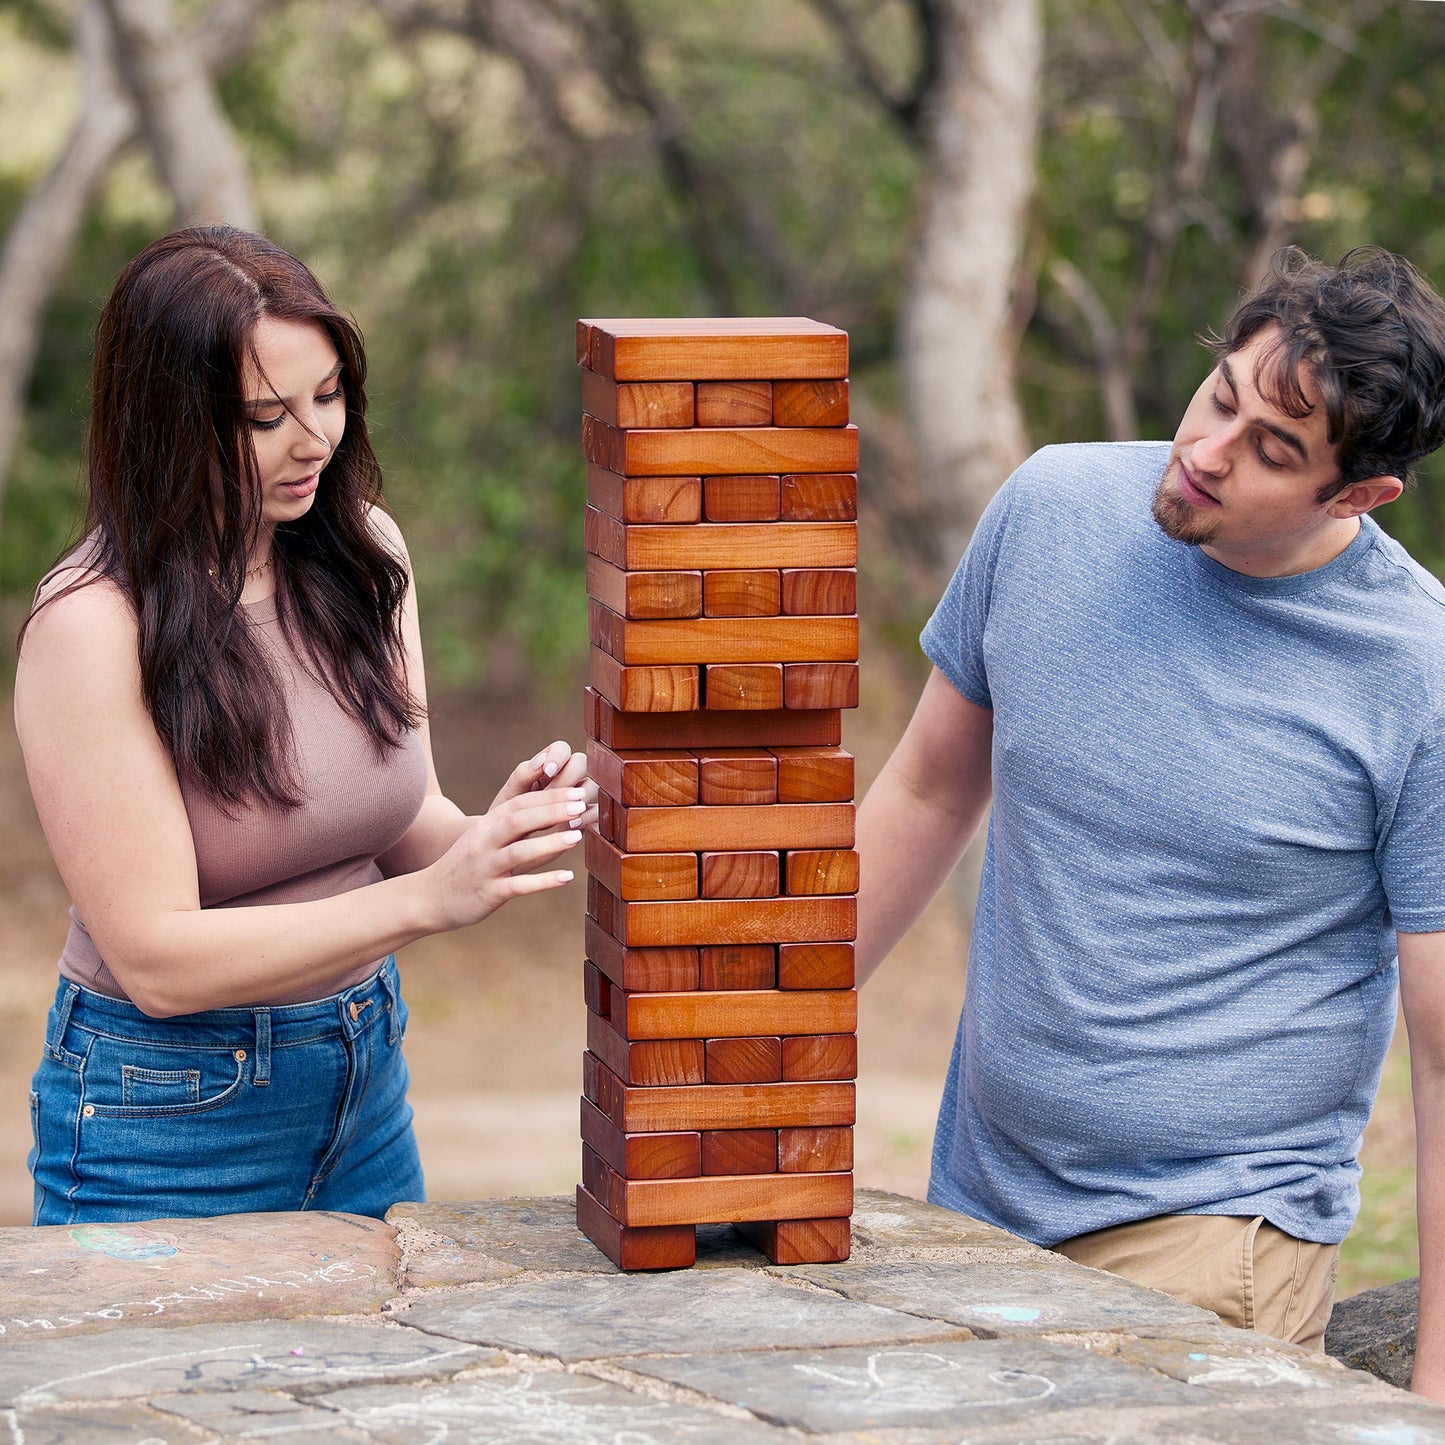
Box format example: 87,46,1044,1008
28,957,424,1225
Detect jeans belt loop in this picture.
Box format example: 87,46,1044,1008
252,1008,272,1086
381,958,402,1045
47,984,80,1060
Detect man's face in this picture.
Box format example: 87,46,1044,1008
1153,327,1351,578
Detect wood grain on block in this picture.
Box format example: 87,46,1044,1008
581,1097,701,1180
584,503,626,567
616,1171,853,1228
587,557,702,621
701,1128,778,1176
773,746,855,803
601,614,858,667
781,568,857,616
703,664,784,711
579,318,848,383
576,1183,696,1270
584,960,611,1018
586,465,702,524
616,802,855,853
778,1125,854,1173
587,421,858,479
583,1143,623,1216
781,1033,859,1082
696,380,772,427
703,473,780,522
614,987,857,1041
586,874,614,933
700,851,779,900
581,371,694,429
587,741,699,807
772,378,849,427
738,1216,851,1265
700,944,777,990
587,918,700,992
696,748,777,805
587,687,841,751
617,1080,855,1133
703,570,781,618
778,941,855,990
590,651,699,713
781,472,857,521
784,848,860,896
585,832,698,901
705,1036,783,1085
587,1008,705,1086
596,790,616,843
615,521,857,572
784,662,859,710
610,895,857,949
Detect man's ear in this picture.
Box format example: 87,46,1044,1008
1327,475,1405,519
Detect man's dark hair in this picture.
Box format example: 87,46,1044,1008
1212,245,1445,496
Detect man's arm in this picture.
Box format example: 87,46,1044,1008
1396,929,1445,1401
855,667,993,985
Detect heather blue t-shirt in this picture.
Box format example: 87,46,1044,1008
921,441,1445,1247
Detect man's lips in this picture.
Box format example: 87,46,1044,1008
1176,463,1219,507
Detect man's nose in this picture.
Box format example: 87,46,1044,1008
1191,424,1234,474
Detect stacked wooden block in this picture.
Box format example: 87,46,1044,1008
576,317,860,1270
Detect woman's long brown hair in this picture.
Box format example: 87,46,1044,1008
23,226,422,811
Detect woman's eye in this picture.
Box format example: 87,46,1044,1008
250,414,285,432
318,385,344,404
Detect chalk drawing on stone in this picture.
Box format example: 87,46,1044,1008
795,1349,1057,1409
1184,1352,1331,1391
69,1225,179,1260
971,1305,1044,1323
1343,1427,1445,1445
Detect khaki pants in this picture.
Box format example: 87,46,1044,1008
1054,1214,1339,1350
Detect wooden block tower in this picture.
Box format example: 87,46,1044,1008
575,317,860,1270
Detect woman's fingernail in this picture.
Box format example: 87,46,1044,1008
557,870,575,883
544,761,560,777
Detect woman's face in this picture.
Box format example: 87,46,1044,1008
242,316,347,531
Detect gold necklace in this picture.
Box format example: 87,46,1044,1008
246,558,274,581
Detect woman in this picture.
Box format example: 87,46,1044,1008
14,226,591,1225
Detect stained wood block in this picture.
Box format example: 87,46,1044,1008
587,918,700,992
587,688,840,749
581,371,695,429
587,556,702,621
784,848,859,896
583,421,858,479
615,802,854,853
705,1037,783,1085
586,874,615,933
576,1184,696,1270
584,960,611,1018
784,662,859,710
596,789,617,844
703,664,784,711
700,850,780,899
703,473,780,522
781,568,857,616
696,381,773,427
585,832,698,901
614,1171,853,1229
700,944,777,991
696,748,778,805
586,465,702,524
781,1034,858,1082
772,379,849,428
590,651,699,713
773,746,854,803
583,1143,623,1215
703,570,781,618
581,1097,701,1180
612,987,856,1041
597,613,858,667
778,941,855,990
781,472,857,521
608,895,857,949
778,1126,854,1173
597,1074,855,1134
701,1129,778,1175
587,741,699,807
600,521,856,573
738,1216,851,1264
580,318,848,383
587,1008,705,1086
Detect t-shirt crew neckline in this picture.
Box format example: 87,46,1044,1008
1184,517,1378,599
240,590,280,624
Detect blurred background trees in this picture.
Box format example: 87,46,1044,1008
2,0,1444,687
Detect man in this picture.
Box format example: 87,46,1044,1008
856,247,1445,1395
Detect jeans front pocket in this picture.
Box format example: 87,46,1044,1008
121,1065,200,1108
81,1033,247,1119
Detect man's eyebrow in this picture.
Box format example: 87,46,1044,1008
1220,356,1310,462
245,359,343,410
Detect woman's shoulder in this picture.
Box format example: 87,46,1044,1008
23,544,135,663
364,504,410,565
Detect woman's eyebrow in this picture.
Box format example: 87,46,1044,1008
245,359,343,409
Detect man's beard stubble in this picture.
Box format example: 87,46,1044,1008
1151,468,1221,548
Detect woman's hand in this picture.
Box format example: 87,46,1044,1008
492,739,598,817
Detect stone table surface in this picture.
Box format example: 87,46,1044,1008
0,1188,1435,1444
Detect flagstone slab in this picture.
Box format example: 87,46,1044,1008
850,1190,1044,1257
0,1211,399,1340
1325,1274,1419,1390
391,1267,963,1362
3,1399,216,1444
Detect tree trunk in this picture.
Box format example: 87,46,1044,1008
898,0,1041,586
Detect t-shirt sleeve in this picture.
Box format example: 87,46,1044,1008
918,468,1021,709
1379,707,1445,934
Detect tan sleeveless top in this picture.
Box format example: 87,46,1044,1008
57,587,429,1006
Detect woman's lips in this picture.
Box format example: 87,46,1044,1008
281,474,319,498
